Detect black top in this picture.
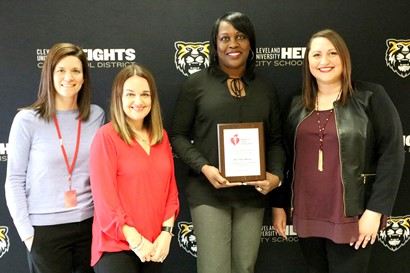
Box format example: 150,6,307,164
170,66,285,208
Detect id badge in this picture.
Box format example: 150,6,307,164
65,190,77,208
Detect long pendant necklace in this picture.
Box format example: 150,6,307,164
316,108,333,172
316,90,341,172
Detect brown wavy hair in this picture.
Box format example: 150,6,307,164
302,29,353,111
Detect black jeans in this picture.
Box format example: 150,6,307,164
27,218,94,273
94,251,163,273
298,237,373,273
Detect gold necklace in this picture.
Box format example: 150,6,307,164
134,129,149,144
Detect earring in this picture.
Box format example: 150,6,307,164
248,50,255,61
213,53,218,63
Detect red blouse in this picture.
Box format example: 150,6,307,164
89,123,179,265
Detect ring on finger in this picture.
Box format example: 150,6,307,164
365,237,371,241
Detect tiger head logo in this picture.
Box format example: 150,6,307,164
177,221,197,257
385,39,410,78
0,226,10,258
378,215,410,251
174,41,210,76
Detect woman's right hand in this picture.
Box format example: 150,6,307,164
24,236,34,252
124,225,156,262
201,165,242,189
133,238,155,262
272,208,287,239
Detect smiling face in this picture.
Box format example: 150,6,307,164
53,55,84,108
122,75,152,128
216,20,250,77
308,37,343,87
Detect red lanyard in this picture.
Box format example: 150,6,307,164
53,115,82,190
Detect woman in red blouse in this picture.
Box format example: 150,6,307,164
89,64,179,273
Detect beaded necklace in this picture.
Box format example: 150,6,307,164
316,90,341,171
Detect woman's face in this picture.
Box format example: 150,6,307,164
53,56,84,104
308,37,343,86
216,21,250,76
122,75,152,126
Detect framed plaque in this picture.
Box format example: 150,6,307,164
217,122,266,182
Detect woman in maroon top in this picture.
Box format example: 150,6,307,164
276,30,404,273
89,64,179,273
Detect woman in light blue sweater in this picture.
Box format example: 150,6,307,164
5,43,105,273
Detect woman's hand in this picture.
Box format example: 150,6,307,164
272,208,287,239
351,209,382,249
244,172,281,195
133,238,155,262
201,165,242,189
123,224,155,262
150,231,173,263
123,225,142,248
24,236,34,252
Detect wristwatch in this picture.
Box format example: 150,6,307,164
161,226,174,236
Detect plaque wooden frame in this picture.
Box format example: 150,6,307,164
217,122,266,182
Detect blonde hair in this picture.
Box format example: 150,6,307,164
110,64,163,145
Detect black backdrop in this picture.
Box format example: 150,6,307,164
0,1,409,273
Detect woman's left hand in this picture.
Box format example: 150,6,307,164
244,172,281,195
151,231,173,263
351,209,382,249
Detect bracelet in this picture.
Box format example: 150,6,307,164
161,226,174,236
277,180,282,187
131,237,144,252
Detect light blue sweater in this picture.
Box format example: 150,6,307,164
5,105,105,241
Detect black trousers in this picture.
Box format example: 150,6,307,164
94,251,163,273
27,218,94,273
299,237,373,273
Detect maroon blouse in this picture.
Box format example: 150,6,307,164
293,110,359,244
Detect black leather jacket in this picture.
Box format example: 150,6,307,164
284,81,404,217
